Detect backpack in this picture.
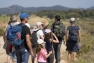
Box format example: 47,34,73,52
30,30,38,48
7,24,25,46
68,26,79,42
53,21,64,38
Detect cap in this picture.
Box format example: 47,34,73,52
37,39,45,44
25,23,30,28
36,22,43,26
10,15,17,22
20,13,29,19
45,29,51,33
70,18,76,22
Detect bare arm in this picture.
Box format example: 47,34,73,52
50,33,59,43
45,51,52,58
66,30,69,42
78,30,81,43
26,34,34,56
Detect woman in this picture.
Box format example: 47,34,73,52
66,18,81,63
44,29,59,63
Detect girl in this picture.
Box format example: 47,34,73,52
36,39,52,63
44,29,59,63
66,18,81,63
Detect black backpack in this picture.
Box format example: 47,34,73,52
30,30,38,48
68,26,79,42
53,21,65,38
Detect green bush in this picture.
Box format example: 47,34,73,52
0,28,4,36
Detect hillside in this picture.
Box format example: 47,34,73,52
0,5,82,14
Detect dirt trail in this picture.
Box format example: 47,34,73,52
0,36,67,63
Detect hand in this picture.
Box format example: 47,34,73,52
49,51,52,54
78,43,81,48
30,51,34,56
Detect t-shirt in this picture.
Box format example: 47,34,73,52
44,39,53,51
17,23,31,50
37,48,47,62
37,30,44,40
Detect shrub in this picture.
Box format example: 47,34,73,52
0,28,4,36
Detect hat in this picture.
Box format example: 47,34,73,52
20,13,29,19
37,39,46,44
10,15,17,22
70,18,76,22
45,29,51,33
32,25,38,31
36,22,43,26
25,23,30,28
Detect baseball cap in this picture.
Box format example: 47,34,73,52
20,13,29,19
25,23,30,28
37,39,46,44
70,18,76,22
45,29,51,33
36,22,43,26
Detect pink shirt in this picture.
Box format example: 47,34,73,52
37,48,47,62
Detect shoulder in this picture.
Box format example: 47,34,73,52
37,30,43,33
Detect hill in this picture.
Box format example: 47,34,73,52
0,5,83,14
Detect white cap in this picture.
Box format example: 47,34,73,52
70,18,75,22
36,22,43,26
25,23,30,28
45,29,51,33
37,39,45,44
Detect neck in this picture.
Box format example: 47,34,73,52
71,24,75,26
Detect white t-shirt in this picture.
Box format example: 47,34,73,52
37,30,44,40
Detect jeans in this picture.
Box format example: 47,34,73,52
53,41,62,63
16,48,29,63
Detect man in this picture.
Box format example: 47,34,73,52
51,15,66,63
15,13,34,63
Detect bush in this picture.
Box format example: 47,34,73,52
0,28,4,36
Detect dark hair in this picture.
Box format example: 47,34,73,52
55,15,61,21
70,21,75,24
36,44,43,54
45,32,52,39
20,18,24,22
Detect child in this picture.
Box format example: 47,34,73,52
44,29,59,63
36,39,52,63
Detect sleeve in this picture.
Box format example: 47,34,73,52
41,49,47,55
25,26,31,35
39,30,44,36
67,26,70,30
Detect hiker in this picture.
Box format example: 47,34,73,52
15,13,34,63
36,22,44,40
66,18,81,62
51,15,66,63
44,29,59,63
25,23,30,28
3,15,20,63
35,39,52,63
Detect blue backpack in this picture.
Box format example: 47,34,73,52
7,24,25,46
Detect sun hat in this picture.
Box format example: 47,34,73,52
37,39,46,44
36,22,43,26
25,23,30,28
70,18,76,22
45,29,52,33
20,13,29,19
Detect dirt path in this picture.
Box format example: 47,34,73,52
0,36,67,63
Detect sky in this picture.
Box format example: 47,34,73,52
0,0,94,8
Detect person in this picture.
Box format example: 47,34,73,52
51,15,66,63
25,23,30,28
44,29,59,63
66,18,81,63
36,22,44,40
36,39,52,63
3,15,20,63
15,13,34,63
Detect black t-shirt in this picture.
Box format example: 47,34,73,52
17,23,31,50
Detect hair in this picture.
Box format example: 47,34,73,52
36,44,44,54
20,19,24,22
70,21,75,24
45,32,52,39
55,15,61,21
